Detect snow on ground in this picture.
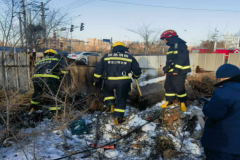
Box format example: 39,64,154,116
139,76,166,87
0,102,205,160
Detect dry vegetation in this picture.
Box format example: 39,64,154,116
187,72,218,101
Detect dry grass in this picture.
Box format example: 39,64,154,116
0,91,32,113
187,72,216,82
187,73,218,100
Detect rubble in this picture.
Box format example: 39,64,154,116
162,107,183,130
0,102,205,160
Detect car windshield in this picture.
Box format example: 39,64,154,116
73,52,82,55
83,53,91,55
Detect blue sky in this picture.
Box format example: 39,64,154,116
49,0,240,45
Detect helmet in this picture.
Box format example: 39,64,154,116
160,30,178,39
112,42,126,49
44,49,58,55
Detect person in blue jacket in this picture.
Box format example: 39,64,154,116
201,64,240,160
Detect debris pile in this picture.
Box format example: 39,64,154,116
1,101,206,160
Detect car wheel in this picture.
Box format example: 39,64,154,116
81,58,87,63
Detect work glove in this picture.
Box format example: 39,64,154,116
93,80,102,88
163,66,169,74
132,74,140,79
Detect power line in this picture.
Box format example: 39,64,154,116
60,0,95,11
59,0,86,9
101,0,240,13
65,0,95,11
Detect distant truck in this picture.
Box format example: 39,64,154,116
191,48,238,59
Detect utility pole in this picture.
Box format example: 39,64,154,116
111,37,113,49
71,18,73,53
22,0,27,46
29,9,31,25
53,29,56,49
18,12,24,47
214,41,217,52
230,34,233,48
22,0,30,90
225,32,229,49
41,2,46,47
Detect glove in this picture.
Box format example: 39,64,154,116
163,66,169,73
132,74,140,79
93,79,102,88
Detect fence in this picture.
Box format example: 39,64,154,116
0,51,31,92
0,51,44,92
196,53,226,71
228,54,240,68
1,53,239,92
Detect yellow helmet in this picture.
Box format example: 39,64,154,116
44,49,58,55
112,42,126,49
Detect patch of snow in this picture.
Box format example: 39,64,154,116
142,122,156,132
127,115,147,127
195,121,202,131
139,76,166,87
104,149,119,159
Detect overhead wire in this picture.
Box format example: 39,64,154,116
60,0,95,11
101,0,240,13
59,0,86,9
65,0,96,11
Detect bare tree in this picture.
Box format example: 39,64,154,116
125,22,162,55
199,28,226,52
0,0,68,148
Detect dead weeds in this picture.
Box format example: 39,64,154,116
187,73,218,100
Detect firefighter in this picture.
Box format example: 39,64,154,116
93,42,141,125
30,49,69,112
160,30,191,112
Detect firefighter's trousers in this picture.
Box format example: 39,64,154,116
164,74,187,102
104,80,131,118
30,77,61,110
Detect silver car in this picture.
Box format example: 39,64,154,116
67,52,100,64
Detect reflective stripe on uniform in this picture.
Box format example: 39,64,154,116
50,107,62,110
114,108,125,113
165,93,176,96
94,74,102,78
175,64,191,70
31,100,40,104
108,76,131,80
61,70,69,74
175,64,183,69
167,51,178,55
182,66,191,69
104,96,115,101
177,93,187,97
33,74,60,79
35,58,59,66
168,69,174,72
104,57,132,62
